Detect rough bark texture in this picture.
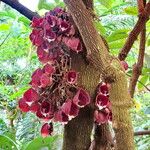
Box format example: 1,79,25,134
93,124,114,150
63,1,112,150
63,0,135,149
63,54,100,150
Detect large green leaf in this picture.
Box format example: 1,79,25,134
23,136,58,150
38,0,55,10
0,24,11,31
0,135,18,150
124,7,138,16
0,11,16,19
107,29,129,42
98,0,114,9
18,17,30,26
94,21,106,35
109,39,126,49
10,86,29,100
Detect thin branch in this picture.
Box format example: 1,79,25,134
137,0,145,13
126,73,150,92
134,130,150,136
118,2,150,61
129,0,147,98
0,32,11,47
1,0,40,20
82,0,94,9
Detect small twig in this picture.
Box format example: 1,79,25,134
0,32,11,47
137,0,145,13
1,0,40,20
134,130,150,136
118,1,150,61
129,0,147,98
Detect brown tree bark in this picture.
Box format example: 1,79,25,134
63,0,113,149
62,54,100,150
63,0,135,150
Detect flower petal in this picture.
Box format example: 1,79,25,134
24,88,39,102
73,88,90,107
41,123,53,137
18,98,30,112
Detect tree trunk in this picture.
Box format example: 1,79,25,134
62,54,99,150
63,0,135,149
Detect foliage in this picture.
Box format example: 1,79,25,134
0,0,149,149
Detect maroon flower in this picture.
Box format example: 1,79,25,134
30,29,43,46
23,88,39,103
54,110,69,124
66,25,75,36
18,98,30,112
30,68,43,88
37,47,50,64
41,101,51,115
40,73,52,88
60,20,70,32
73,88,90,107
45,29,56,42
66,70,78,84
31,17,43,28
43,64,55,75
95,94,109,109
30,102,40,113
61,100,79,119
41,123,53,137
63,37,82,53
45,15,57,27
94,110,109,124
36,109,54,121
98,82,109,94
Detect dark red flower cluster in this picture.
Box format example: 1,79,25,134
94,82,112,125
18,8,90,137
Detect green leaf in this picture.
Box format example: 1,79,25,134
138,76,149,90
38,0,55,10
0,135,18,150
0,11,16,19
124,7,138,16
23,136,58,150
55,0,60,4
10,86,29,100
0,24,11,31
18,17,30,26
107,29,129,42
98,0,114,9
94,21,106,35
109,39,126,49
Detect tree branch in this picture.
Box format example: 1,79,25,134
118,1,150,61
64,0,135,149
134,130,150,136
82,0,94,9
1,0,40,20
129,0,146,98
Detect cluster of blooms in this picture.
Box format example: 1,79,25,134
94,82,112,124
18,8,90,137
94,61,128,125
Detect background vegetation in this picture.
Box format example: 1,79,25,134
0,0,149,149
